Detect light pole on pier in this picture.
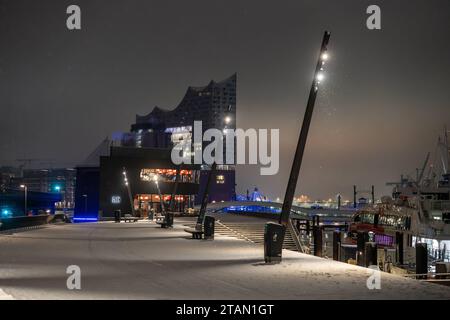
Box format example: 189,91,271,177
264,31,331,263
122,167,135,216
20,184,28,216
82,194,88,214
279,31,331,226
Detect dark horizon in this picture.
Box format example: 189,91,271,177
1,0,450,201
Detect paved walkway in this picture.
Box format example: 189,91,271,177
0,219,449,299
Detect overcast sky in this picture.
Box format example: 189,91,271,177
1,0,450,200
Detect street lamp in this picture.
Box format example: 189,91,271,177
20,184,27,216
82,194,88,214
152,174,166,215
279,31,331,227
122,167,135,216
265,31,331,264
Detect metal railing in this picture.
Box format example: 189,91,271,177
287,218,310,254
400,272,450,283
429,200,450,211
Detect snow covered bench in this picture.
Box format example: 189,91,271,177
122,214,138,223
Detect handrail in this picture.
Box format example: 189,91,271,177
401,272,450,277
287,218,308,254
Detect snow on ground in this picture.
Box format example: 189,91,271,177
0,219,449,300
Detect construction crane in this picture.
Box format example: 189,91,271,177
15,158,55,176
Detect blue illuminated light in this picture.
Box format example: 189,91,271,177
73,217,98,222
1,208,12,217
222,205,281,214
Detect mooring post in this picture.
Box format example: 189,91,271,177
333,230,341,261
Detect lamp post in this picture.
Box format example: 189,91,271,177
20,184,28,216
264,31,331,263
223,105,235,167
122,167,135,216
279,31,331,226
196,162,217,230
54,184,65,209
82,194,88,214
153,174,166,215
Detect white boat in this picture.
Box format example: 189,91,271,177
345,127,450,267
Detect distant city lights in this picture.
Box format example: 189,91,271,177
1,208,11,217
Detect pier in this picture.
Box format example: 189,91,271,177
1,218,449,299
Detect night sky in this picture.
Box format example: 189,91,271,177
1,0,450,201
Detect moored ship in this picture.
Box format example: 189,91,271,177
344,127,450,271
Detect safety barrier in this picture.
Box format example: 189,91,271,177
0,215,50,231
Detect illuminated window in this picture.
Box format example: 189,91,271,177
216,175,225,184
140,169,194,183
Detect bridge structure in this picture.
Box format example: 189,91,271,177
199,200,355,224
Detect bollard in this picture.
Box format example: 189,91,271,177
356,232,368,266
313,225,323,257
416,243,428,279
396,232,404,265
364,242,378,267
333,231,341,261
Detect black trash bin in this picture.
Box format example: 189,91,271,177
114,210,121,223
162,212,174,228
416,243,428,279
264,222,285,263
203,216,215,240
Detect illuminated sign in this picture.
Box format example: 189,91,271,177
111,196,121,204
216,175,225,184
374,234,394,247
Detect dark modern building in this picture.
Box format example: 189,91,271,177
74,138,110,220
98,146,200,218
128,73,236,145
121,73,237,203
74,74,237,219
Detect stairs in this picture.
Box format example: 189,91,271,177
183,220,299,252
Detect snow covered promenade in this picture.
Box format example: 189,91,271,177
1,219,449,299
